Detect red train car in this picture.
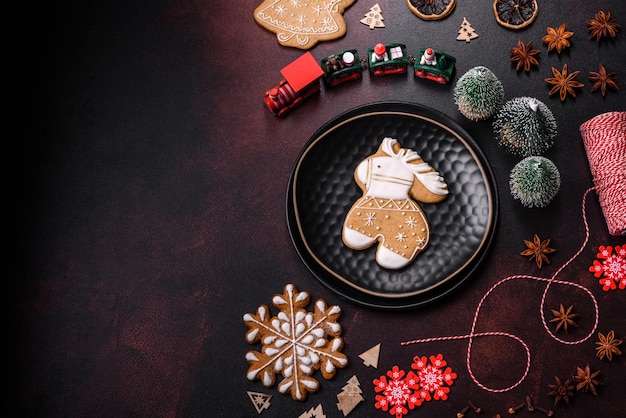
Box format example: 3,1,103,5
264,52,324,117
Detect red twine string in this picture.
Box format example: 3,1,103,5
401,188,600,393
580,111,626,236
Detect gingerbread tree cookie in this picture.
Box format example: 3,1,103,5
244,284,348,400
254,0,356,49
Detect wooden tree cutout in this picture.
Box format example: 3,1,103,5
358,343,381,368
336,375,365,416
298,403,326,418
457,17,479,42
360,4,385,29
247,391,272,414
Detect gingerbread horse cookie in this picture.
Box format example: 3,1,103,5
342,138,448,270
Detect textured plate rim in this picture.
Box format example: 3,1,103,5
287,101,498,309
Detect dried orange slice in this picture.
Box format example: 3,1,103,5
407,0,456,21
493,0,538,29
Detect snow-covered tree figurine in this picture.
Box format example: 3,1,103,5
509,156,561,208
456,17,478,42
454,66,504,121
493,97,557,157
361,4,385,29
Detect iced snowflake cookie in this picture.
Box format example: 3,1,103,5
254,0,356,50
342,137,448,270
244,284,348,401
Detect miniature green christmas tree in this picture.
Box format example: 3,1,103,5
509,156,561,208
493,97,557,157
454,66,504,121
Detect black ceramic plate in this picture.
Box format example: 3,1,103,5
287,102,498,309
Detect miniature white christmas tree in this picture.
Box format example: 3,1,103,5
457,17,479,42
509,156,561,208
454,66,504,121
361,4,385,29
493,97,557,157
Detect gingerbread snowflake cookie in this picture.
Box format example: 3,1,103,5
342,137,448,270
254,0,356,50
244,284,348,401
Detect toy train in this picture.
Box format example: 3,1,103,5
263,44,456,117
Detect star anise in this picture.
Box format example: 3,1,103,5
521,234,555,268
587,10,621,41
550,304,579,333
545,64,584,101
547,376,575,406
595,330,623,361
588,64,619,96
574,364,602,395
542,23,574,53
510,39,540,72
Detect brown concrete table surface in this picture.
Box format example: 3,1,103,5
15,0,625,416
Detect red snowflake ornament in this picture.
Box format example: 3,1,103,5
589,245,626,291
374,366,421,418
410,354,457,402
373,355,457,417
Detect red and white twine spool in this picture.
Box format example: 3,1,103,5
400,112,623,392
580,111,626,236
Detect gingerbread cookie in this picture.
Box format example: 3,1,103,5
254,0,356,49
342,138,448,270
244,284,348,401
